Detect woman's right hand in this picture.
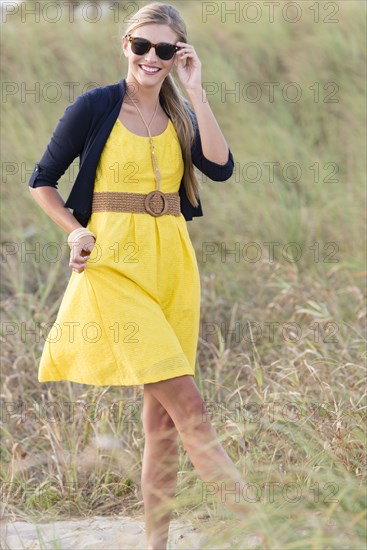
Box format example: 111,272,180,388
69,234,96,273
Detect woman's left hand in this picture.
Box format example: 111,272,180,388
174,41,202,92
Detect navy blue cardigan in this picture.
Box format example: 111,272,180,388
28,77,234,226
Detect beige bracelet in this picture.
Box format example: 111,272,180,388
67,227,96,249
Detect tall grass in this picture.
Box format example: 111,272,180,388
1,1,366,548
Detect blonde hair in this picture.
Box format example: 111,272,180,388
121,2,200,207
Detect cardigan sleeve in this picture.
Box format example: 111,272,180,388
188,107,234,181
28,93,91,189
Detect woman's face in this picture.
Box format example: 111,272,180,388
122,24,180,89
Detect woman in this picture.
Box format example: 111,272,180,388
29,3,255,549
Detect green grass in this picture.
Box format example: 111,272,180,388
1,1,366,548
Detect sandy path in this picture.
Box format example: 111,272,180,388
0,515,262,549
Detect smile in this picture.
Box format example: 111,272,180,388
139,65,161,74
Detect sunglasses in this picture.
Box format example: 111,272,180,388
125,34,181,60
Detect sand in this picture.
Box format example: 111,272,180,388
0,514,263,549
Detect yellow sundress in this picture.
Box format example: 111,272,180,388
37,116,201,386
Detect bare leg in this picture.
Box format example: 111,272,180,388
141,386,179,550
144,375,257,517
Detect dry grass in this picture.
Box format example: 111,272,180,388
1,1,366,548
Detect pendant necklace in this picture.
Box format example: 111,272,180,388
125,89,162,191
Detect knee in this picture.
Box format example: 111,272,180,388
142,378,208,434
141,409,176,435
173,396,208,429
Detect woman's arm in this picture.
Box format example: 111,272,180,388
27,93,95,272
174,40,234,179
188,104,234,182
28,186,83,233
28,93,91,190
29,186,94,273
187,86,230,165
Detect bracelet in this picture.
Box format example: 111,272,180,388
67,227,96,249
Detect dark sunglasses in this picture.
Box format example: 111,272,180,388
125,34,181,60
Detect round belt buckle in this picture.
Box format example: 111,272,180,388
144,190,169,217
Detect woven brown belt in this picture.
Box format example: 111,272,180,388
91,191,181,217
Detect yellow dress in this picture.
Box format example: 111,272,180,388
37,116,201,386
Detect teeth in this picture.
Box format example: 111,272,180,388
140,65,160,73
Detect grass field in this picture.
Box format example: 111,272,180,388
1,1,366,548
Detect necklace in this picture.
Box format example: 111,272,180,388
125,89,162,192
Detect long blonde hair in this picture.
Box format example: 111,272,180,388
121,2,200,207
